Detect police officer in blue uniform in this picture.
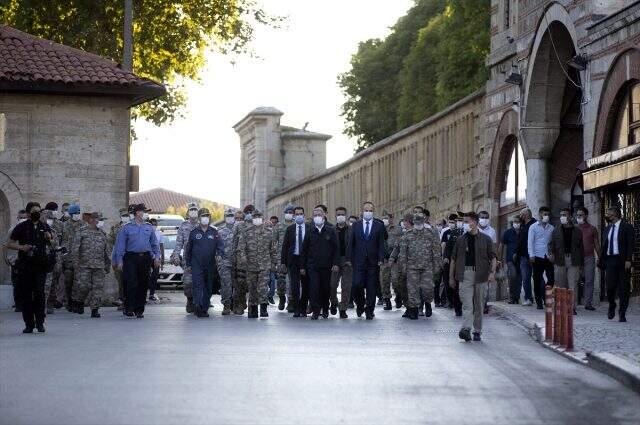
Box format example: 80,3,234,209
113,203,160,318
185,208,224,318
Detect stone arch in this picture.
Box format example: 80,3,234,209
488,109,519,201
592,47,640,156
0,171,23,283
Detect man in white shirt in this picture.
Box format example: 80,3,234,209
528,206,555,309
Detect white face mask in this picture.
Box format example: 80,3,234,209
576,217,585,224
463,223,471,233
382,219,389,226
414,223,424,230
560,216,568,225
336,215,346,224
448,222,456,230
121,216,130,224
225,216,235,225
129,214,135,221
97,220,105,228
456,221,464,229
513,222,521,229
313,216,324,226
72,214,81,222
363,211,373,221
53,211,61,220
252,217,263,226
425,223,432,229
284,213,294,221
200,217,210,226
63,211,70,218
188,210,198,219
479,218,489,227
46,219,53,226
542,215,550,223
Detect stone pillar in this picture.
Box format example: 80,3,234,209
525,158,550,214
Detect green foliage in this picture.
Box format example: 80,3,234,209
340,0,489,151
0,0,283,126
167,201,223,222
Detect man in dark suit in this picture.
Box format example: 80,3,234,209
281,206,311,317
348,201,386,320
301,207,339,319
600,206,634,322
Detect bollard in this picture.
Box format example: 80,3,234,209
545,285,553,341
566,289,574,351
559,288,567,347
553,288,561,345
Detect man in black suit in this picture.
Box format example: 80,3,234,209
600,206,635,322
348,201,386,320
281,206,311,317
301,207,339,319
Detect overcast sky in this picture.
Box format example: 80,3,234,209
131,0,414,207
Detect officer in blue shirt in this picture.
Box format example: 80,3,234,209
114,203,160,318
184,208,224,318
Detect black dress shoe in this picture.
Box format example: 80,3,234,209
383,299,392,311
472,332,481,341
321,308,329,319
125,311,134,317
36,324,45,333
619,312,627,322
365,311,374,320
455,308,462,317
91,309,101,318
424,302,432,318
310,312,319,320
347,301,355,309
339,310,348,319
278,297,286,311
330,305,337,315
395,297,402,309
608,306,616,320
286,303,295,313
23,326,34,334
459,328,471,342
356,306,364,317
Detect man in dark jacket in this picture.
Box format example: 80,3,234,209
548,208,583,314
330,206,352,318
301,207,339,319
516,209,536,306
600,206,635,322
281,206,311,317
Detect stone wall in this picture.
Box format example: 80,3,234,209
267,90,487,222
0,93,130,289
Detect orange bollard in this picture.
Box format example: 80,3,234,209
553,288,561,345
559,288,567,347
545,285,553,341
566,289,574,351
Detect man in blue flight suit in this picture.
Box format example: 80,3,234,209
114,203,160,318
185,208,224,318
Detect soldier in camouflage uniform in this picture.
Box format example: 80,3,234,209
62,204,85,312
41,208,62,314
272,203,294,311
379,210,401,311
390,213,412,313
109,207,130,309
398,212,442,320
171,202,200,313
231,205,253,315
71,212,111,317
216,208,237,315
236,209,275,318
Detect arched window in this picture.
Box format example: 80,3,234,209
500,141,527,207
611,82,640,150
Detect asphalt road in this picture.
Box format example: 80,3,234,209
1,292,639,425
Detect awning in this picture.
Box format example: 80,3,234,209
582,145,640,192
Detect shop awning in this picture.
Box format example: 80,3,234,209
582,144,640,192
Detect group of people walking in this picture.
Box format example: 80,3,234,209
5,197,634,339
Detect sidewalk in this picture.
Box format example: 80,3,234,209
492,301,640,393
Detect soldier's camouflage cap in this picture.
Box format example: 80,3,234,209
252,209,263,217
284,203,295,213
413,212,426,223
187,202,199,210
224,207,235,216
90,212,105,220
198,208,211,217
382,209,393,218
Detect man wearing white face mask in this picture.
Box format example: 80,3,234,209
379,210,400,311
231,204,255,315
184,208,224,318
109,207,131,309
330,206,352,317
548,208,583,315
216,208,237,315
236,209,275,318
499,216,522,304
42,202,65,312
272,203,295,311
5,209,28,312
62,204,85,312
171,202,200,314
528,206,555,309
575,207,599,310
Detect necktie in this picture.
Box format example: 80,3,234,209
297,225,302,255
365,221,370,240
609,224,615,255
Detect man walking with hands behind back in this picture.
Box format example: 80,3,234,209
348,201,386,320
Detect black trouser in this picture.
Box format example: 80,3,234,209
11,265,22,310
353,264,379,312
532,256,554,305
309,267,332,314
17,266,47,327
442,263,462,312
149,265,160,296
605,256,630,313
288,256,309,314
123,252,152,314
433,270,442,305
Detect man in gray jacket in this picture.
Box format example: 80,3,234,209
548,208,583,314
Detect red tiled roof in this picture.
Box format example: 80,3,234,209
130,188,229,214
0,25,165,105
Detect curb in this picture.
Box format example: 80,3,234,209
492,304,639,394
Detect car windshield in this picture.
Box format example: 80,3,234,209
157,218,183,228
163,234,177,250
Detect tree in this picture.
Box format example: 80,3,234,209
166,201,223,223
0,0,283,126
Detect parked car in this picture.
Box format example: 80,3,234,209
149,214,184,232
157,230,183,288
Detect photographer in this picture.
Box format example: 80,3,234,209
7,202,53,333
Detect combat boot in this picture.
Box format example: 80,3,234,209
222,303,231,315
186,297,195,314
248,305,258,318
339,310,348,319
260,303,269,318
91,308,101,318
75,301,84,315
424,302,432,318
383,299,392,311
409,308,419,320
278,296,286,311
286,301,295,313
